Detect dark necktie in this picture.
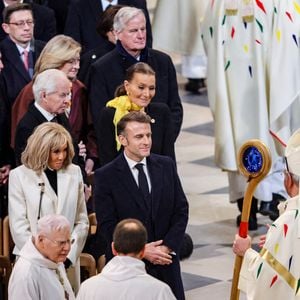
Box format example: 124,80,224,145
135,163,150,200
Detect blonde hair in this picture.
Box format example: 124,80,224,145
21,123,74,174
34,35,81,80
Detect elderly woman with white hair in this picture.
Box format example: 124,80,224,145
9,122,89,293
9,214,75,300
232,129,300,300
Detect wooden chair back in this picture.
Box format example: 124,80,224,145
1,216,14,300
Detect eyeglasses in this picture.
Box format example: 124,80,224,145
8,20,34,28
45,236,75,248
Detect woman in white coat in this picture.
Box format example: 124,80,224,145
8,122,89,293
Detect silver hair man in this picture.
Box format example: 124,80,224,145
32,69,71,104
113,6,145,33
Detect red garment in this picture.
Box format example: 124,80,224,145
11,79,98,159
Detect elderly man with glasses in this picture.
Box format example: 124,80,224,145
8,214,75,300
232,129,300,299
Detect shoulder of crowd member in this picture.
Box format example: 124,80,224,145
147,102,171,114
90,48,118,70
31,2,57,41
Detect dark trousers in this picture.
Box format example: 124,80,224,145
145,257,185,300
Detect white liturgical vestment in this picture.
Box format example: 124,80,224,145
202,0,300,201
239,196,300,299
9,238,75,300
76,256,176,300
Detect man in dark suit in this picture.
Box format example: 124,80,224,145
0,55,13,218
0,86,11,183
0,3,45,108
77,4,120,83
0,0,56,42
64,0,152,53
88,6,183,141
14,69,72,164
94,111,189,300
45,0,69,34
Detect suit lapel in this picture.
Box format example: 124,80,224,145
56,168,72,213
2,38,31,81
39,169,72,215
147,155,163,219
115,154,148,212
29,104,48,123
40,171,58,214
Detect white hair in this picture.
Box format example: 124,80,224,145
32,69,69,104
36,214,70,237
113,6,145,33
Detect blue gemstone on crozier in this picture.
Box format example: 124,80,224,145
242,146,263,173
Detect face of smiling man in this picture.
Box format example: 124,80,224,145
119,121,152,162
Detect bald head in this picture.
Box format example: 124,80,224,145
112,218,147,255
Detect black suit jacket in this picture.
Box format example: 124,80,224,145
94,153,188,299
14,103,71,165
77,40,115,84
95,102,175,166
0,37,45,108
64,0,152,53
88,47,183,140
46,0,70,33
0,1,56,42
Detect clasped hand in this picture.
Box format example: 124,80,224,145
144,240,173,265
